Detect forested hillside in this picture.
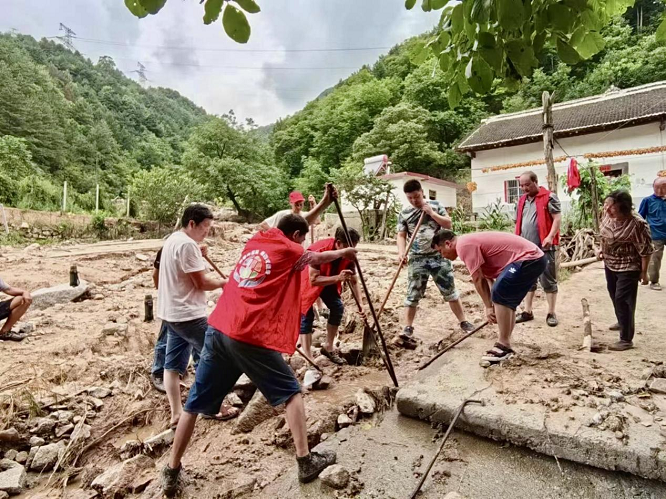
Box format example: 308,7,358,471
0,33,206,212
1,4,665,221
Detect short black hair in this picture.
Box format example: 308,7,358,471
334,226,360,246
277,214,309,238
403,179,422,193
431,229,456,248
182,204,213,227
605,189,633,217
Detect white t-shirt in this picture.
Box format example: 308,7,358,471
262,209,312,229
157,231,207,322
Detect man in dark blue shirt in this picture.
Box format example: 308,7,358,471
638,177,666,291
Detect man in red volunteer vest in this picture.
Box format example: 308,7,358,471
161,190,358,496
299,227,364,364
515,171,562,327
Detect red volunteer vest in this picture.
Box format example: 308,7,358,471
208,228,304,354
299,238,353,314
515,186,560,247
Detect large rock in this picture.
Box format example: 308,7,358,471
319,465,350,489
29,418,56,436
233,391,278,434
143,430,174,451
649,378,666,395
87,387,112,399
31,281,89,311
91,454,155,497
0,459,26,495
101,323,128,336
355,389,376,415
29,442,65,472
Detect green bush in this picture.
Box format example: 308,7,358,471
479,199,513,232
0,172,17,205
16,175,61,211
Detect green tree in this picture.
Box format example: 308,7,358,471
294,157,329,199
0,135,38,178
131,166,205,225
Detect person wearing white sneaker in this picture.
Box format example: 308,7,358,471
638,177,666,292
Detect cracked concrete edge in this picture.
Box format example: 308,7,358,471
396,386,666,482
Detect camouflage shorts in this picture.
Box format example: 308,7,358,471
404,254,459,307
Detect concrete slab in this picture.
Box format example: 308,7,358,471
396,337,666,482
31,281,89,310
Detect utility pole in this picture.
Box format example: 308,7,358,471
58,23,76,51
95,184,100,213
132,62,148,86
542,91,558,195
62,181,68,213
126,187,131,217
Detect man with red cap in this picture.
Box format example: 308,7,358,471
260,191,318,231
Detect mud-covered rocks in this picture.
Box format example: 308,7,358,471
319,464,350,489
0,459,26,495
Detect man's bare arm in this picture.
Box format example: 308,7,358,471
189,270,226,291
152,268,159,289
309,248,357,266
303,185,336,226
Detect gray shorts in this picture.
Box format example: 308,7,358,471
530,250,558,293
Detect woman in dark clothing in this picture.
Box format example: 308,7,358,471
598,190,654,351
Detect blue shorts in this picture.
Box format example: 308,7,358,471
300,285,344,335
491,256,548,311
184,326,301,416
163,317,208,376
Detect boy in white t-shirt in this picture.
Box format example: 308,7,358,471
158,204,226,430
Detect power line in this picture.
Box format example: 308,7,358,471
72,36,392,53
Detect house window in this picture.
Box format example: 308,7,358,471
599,162,628,178
504,179,520,204
428,189,437,200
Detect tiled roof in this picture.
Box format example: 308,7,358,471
457,82,666,152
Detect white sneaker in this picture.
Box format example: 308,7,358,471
650,282,662,291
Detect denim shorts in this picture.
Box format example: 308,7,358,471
405,254,459,307
163,317,208,375
300,285,344,335
491,256,548,310
184,326,301,415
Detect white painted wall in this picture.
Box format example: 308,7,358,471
470,122,666,215
340,176,458,213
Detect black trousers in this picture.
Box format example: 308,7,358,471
604,267,640,342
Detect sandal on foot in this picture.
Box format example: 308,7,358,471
481,343,515,364
515,311,534,323
320,347,346,365
460,321,475,333
202,405,240,421
546,313,559,327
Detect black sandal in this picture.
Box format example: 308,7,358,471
516,312,534,323
481,343,515,364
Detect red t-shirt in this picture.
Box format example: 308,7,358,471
208,228,309,354
457,232,543,279
299,238,353,314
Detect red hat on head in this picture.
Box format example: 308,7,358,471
289,191,305,203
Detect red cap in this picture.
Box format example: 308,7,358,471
289,191,305,203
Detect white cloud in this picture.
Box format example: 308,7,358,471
1,0,438,124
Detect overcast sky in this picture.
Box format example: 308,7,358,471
1,0,439,125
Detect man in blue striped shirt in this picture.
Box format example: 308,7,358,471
638,177,666,291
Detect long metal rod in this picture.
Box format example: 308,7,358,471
332,196,398,387
409,398,483,499
418,321,490,371
376,211,426,319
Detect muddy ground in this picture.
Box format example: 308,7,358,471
1,224,665,498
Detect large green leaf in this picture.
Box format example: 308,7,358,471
235,0,261,14
556,38,581,64
497,0,525,31
422,0,432,12
478,32,503,71
405,0,417,8
138,0,167,15
466,56,494,94
125,0,148,18
532,31,547,53
448,82,463,109
470,0,490,22
426,31,450,56
575,31,605,59
203,0,224,24
439,52,452,71
548,4,574,32
410,42,429,65
451,4,464,34
657,16,666,43
223,4,251,43
506,40,537,76
580,9,602,30
432,0,448,8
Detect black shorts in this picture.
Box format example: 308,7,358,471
491,256,548,310
0,298,13,321
184,326,301,416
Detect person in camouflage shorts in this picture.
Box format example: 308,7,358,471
397,180,475,340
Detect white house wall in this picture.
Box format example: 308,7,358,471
470,122,666,215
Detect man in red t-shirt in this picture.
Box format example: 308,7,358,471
431,229,546,366
161,197,358,496
299,227,364,364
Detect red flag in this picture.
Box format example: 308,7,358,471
567,158,581,193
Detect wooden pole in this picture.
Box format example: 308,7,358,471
542,91,558,195
560,256,599,268
126,186,130,218
581,298,593,351
62,181,68,213
589,162,600,232
95,184,100,214
419,321,489,371
295,347,323,373
204,254,227,279
332,194,398,387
